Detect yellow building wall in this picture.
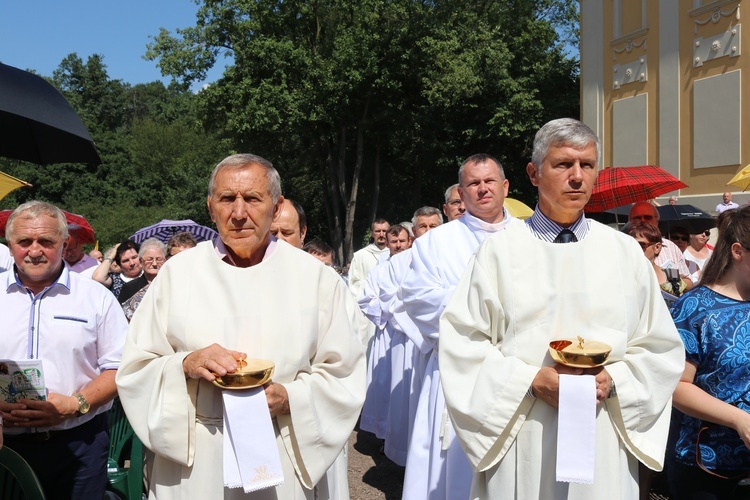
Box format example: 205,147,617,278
678,1,748,196
595,0,748,199
604,1,660,169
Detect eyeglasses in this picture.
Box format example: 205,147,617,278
638,241,659,250
670,234,689,242
142,257,165,264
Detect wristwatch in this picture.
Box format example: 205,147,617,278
73,393,90,414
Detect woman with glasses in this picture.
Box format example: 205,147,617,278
668,205,750,499
684,229,714,283
121,234,197,322
118,238,166,305
627,222,686,296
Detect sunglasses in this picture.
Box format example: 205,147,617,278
638,241,659,250
670,235,689,242
704,230,711,237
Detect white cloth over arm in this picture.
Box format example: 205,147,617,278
116,241,365,499
439,221,684,499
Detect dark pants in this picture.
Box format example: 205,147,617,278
669,460,750,500
4,412,110,500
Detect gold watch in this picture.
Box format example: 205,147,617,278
73,393,90,414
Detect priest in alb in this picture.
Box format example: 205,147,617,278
116,154,366,499
400,154,515,500
439,118,684,499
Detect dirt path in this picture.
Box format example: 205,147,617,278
347,425,404,500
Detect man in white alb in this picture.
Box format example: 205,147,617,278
400,154,514,500
348,218,390,298
358,224,412,439
116,154,365,499
349,218,390,350
377,206,443,466
439,118,684,499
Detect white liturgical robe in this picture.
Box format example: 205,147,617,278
116,240,366,499
358,257,393,438
377,249,416,466
350,243,389,348
439,220,684,499
348,243,388,300
400,210,514,500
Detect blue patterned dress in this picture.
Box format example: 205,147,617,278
671,286,750,471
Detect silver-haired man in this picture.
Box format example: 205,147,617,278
116,154,365,499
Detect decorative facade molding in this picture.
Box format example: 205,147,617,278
613,56,648,89
692,2,740,34
611,27,649,48
693,23,741,67
690,0,739,18
611,29,648,61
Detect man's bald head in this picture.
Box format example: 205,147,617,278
629,201,659,226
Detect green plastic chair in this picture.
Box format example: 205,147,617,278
0,446,46,500
107,398,145,500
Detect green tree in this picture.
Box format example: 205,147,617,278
0,53,227,248
147,0,579,263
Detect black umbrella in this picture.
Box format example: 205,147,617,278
586,204,632,226
0,62,101,165
657,204,716,235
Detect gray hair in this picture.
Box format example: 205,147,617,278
6,201,68,242
399,221,414,238
138,238,167,258
443,184,460,203
208,154,282,203
458,154,505,186
531,118,601,168
412,206,443,226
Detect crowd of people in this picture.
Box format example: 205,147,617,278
0,118,749,500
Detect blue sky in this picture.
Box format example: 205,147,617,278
0,0,230,91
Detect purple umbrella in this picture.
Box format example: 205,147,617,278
130,219,217,244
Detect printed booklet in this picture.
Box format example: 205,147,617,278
0,359,46,402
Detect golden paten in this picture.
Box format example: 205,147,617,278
212,358,275,389
549,337,611,368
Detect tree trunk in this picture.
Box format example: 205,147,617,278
343,98,370,264
320,132,345,265
368,145,381,224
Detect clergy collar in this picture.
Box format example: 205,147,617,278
462,208,513,233
525,207,590,243
213,235,278,266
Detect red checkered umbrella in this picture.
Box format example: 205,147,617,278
0,208,95,243
584,165,687,213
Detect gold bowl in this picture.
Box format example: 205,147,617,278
212,358,275,389
549,338,611,368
